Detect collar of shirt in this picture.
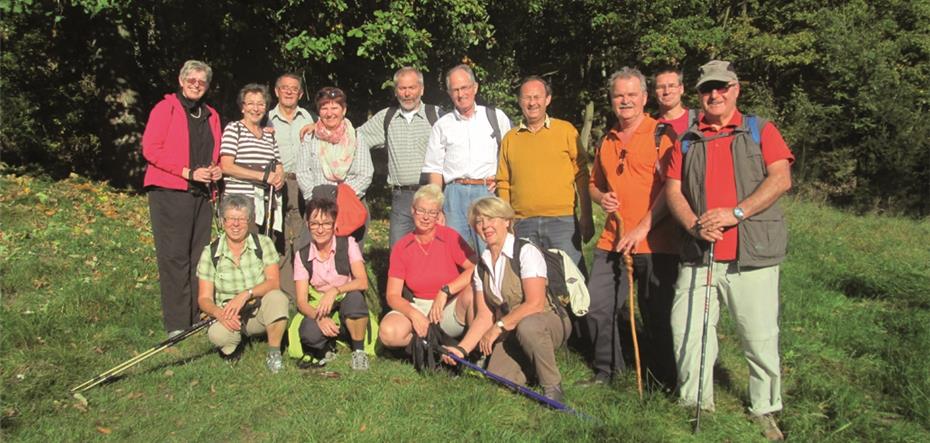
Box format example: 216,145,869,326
213,233,260,261
607,114,658,140
452,104,484,121
308,239,337,263
480,233,517,267
698,109,742,133
517,115,551,132
269,105,313,124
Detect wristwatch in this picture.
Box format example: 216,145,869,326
441,285,453,297
248,288,254,300
495,320,506,331
733,207,746,222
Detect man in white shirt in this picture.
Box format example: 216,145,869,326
422,64,511,252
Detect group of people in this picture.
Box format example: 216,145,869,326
141,57,792,440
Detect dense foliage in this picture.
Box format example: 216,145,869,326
2,0,928,215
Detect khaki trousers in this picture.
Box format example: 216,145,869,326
487,311,570,389
208,290,289,355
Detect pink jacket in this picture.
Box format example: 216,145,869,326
142,93,221,190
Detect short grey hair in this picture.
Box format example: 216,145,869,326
219,194,254,223
413,184,444,207
607,67,647,96
393,66,424,86
445,64,477,90
179,60,213,84
653,68,684,86
237,83,271,109
275,73,303,91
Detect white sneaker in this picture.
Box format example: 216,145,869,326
351,350,369,371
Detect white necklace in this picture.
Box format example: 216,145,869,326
189,107,202,118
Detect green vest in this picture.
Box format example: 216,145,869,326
679,116,788,267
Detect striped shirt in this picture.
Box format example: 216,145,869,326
357,102,437,186
296,119,374,198
196,233,279,306
219,121,281,196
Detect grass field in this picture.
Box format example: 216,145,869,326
2,173,929,442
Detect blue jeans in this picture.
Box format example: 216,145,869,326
389,188,416,248
514,215,583,271
443,182,490,254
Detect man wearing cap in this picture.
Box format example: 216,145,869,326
496,75,593,271
653,67,696,138
267,73,316,299
583,67,679,388
422,64,511,252
665,60,794,441
356,66,445,247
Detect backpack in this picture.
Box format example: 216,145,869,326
286,235,380,358
479,238,590,317
681,114,761,155
485,105,503,146
209,232,263,268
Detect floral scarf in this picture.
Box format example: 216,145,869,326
314,119,357,182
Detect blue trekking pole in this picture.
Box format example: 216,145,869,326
434,344,595,421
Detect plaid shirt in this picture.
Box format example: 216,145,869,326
356,102,436,186
196,233,279,306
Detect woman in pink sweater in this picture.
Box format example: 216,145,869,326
141,59,223,338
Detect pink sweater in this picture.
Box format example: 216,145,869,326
142,93,221,190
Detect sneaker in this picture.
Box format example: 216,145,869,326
351,350,370,371
543,384,565,403
576,372,610,387
751,413,785,441
266,351,284,374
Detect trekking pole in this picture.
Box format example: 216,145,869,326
261,159,276,236
434,344,595,421
694,242,716,433
70,318,216,393
208,176,222,234
611,211,644,400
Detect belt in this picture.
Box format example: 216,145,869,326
391,184,420,191
452,177,495,186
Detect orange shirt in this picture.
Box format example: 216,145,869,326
591,116,680,254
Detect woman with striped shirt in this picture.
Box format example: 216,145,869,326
219,83,284,233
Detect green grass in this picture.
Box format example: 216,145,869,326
2,173,929,441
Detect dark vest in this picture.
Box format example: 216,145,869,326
679,116,788,267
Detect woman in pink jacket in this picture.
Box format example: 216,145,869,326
142,60,223,338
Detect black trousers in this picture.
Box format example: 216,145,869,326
631,253,680,390
148,188,213,332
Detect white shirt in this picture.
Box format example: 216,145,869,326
422,104,511,182
473,234,547,303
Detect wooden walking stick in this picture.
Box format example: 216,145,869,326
612,213,644,400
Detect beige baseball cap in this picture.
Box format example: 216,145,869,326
696,60,739,89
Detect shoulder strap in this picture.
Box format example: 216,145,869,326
298,243,313,280
210,238,221,269
250,232,263,261
425,104,440,126
383,106,399,144
746,115,762,144
335,236,351,276
485,106,502,146
688,109,699,130
510,237,526,279
654,122,669,150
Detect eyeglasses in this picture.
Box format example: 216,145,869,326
185,78,208,88
244,101,266,108
616,149,628,175
450,83,476,95
655,83,680,91
224,216,249,224
277,86,300,93
413,207,441,218
309,221,335,230
698,82,737,95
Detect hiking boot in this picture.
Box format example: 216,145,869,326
351,350,370,371
266,351,284,374
576,372,610,387
543,384,565,403
751,413,785,441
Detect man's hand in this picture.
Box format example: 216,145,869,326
486,180,497,193
697,207,739,232
616,223,648,255
599,191,620,213
299,122,317,141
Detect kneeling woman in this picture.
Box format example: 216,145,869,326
380,184,476,350
449,196,571,401
197,194,290,373
294,197,371,370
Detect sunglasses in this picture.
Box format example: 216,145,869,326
698,82,737,95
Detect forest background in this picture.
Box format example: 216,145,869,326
2,0,929,216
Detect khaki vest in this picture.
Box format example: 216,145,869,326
479,254,553,316
679,116,788,267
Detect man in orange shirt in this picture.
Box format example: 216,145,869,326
583,67,680,388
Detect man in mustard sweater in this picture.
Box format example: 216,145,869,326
496,76,594,270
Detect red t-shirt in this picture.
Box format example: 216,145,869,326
388,225,475,300
666,111,794,261
658,108,694,140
